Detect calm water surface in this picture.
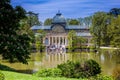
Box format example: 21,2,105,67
0,50,120,75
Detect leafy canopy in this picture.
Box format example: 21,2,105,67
0,0,31,64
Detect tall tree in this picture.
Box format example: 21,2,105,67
84,16,92,27
35,30,46,52
0,0,31,64
109,8,120,17
27,11,41,27
68,30,77,52
108,15,120,48
78,18,84,26
78,16,92,27
90,12,110,48
44,18,52,25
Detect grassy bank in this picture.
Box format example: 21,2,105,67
1,71,81,80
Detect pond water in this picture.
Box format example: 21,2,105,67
0,50,120,75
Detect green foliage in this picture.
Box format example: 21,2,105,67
109,8,120,17
0,0,31,64
68,30,87,52
68,19,80,25
78,16,92,27
57,60,101,78
90,12,111,47
84,59,101,76
68,30,77,52
108,15,120,48
57,61,75,78
35,30,46,52
0,71,5,80
27,11,41,27
44,18,52,25
91,8,120,48
90,74,113,80
34,68,62,77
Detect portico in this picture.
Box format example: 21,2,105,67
44,33,68,46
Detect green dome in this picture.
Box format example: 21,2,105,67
52,12,66,23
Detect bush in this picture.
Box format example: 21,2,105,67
57,60,75,78
0,71,5,80
34,68,62,77
57,60,101,78
35,60,101,79
84,59,101,76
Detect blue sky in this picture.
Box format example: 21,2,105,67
11,0,120,22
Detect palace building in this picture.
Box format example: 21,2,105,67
31,12,92,50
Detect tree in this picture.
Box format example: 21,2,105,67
78,18,84,26
109,8,120,17
78,16,92,27
90,12,110,48
27,11,41,27
75,36,87,49
83,16,92,27
68,19,80,25
35,30,46,52
44,18,52,25
0,0,31,64
68,30,77,52
108,15,120,48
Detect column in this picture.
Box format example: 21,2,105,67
63,37,65,45
48,37,50,45
50,37,51,45
62,37,64,45
58,37,60,45
55,36,57,45
52,37,53,45
65,37,67,46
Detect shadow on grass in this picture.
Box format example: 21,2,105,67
0,64,34,74
16,69,34,74
0,64,16,71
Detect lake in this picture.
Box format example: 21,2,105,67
0,49,120,75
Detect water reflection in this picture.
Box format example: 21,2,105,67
0,50,120,75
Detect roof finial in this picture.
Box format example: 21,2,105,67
58,10,60,13
56,10,61,15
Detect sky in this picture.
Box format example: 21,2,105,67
11,0,120,22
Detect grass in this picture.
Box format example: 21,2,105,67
1,71,83,80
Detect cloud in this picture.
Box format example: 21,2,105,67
11,0,120,22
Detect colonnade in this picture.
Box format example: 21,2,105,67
48,36,67,46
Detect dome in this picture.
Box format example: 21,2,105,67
52,12,66,23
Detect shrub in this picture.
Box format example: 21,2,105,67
34,68,62,77
84,59,101,76
57,60,101,78
57,60,75,78
0,71,5,80
35,60,101,79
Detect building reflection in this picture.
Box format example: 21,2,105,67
41,53,68,68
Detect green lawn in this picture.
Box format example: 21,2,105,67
2,71,83,80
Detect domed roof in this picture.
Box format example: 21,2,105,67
52,12,66,23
